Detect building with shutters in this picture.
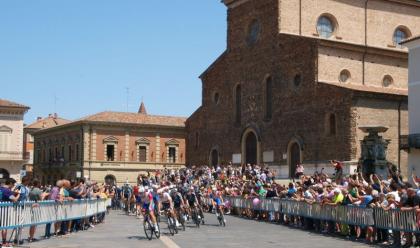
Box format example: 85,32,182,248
23,113,71,179
0,99,30,183
33,102,186,185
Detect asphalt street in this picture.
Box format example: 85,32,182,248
24,211,371,248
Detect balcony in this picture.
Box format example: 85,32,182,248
400,135,409,150
408,133,420,149
0,151,30,161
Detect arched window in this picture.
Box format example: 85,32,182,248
264,76,273,120
213,92,220,105
210,149,219,167
329,114,337,136
317,16,335,38
247,19,261,46
294,74,302,88
393,27,410,48
195,132,199,149
234,84,242,124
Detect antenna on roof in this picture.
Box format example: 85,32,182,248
125,87,130,112
54,94,58,114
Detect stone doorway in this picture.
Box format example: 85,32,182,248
289,142,301,178
245,132,257,165
210,149,219,167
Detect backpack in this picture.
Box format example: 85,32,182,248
18,185,28,202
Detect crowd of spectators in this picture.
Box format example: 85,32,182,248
0,176,111,247
145,162,419,247
1,161,418,247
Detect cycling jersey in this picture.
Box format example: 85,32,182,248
211,192,223,206
141,191,154,211
172,192,183,209
186,193,197,207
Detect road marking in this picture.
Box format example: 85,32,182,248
160,236,181,248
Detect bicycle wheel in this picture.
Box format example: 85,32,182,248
193,211,200,228
154,222,161,239
168,217,175,236
173,217,179,234
143,219,153,240
220,212,226,227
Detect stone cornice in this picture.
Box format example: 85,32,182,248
33,120,186,136
386,0,420,7
318,39,408,59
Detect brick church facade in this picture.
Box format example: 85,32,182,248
186,0,420,178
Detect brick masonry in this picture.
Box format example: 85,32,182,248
186,0,413,178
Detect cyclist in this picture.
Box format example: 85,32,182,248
139,186,159,233
185,186,201,222
171,188,186,224
161,186,180,227
211,187,225,223
121,182,133,215
195,186,206,222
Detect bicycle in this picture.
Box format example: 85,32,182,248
143,209,160,240
215,205,226,227
164,209,178,236
191,206,201,228
175,207,186,231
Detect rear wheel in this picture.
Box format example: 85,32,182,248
193,210,200,228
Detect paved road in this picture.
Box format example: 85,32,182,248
25,211,371,248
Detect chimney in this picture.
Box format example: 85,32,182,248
37,117,42,121
54,113,58,119
48,114,52,118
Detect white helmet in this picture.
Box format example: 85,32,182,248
139,186,145,193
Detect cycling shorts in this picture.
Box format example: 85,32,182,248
214,198,223,206
162,202,171,211
142,202,154,212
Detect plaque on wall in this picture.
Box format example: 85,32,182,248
263,150,274,163
232,154,241,164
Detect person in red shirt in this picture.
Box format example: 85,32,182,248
330,160,343,184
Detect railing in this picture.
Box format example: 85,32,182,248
0,198,111,230
209,196,420,233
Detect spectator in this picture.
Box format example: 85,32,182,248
0,178,20,246
28,179,44,243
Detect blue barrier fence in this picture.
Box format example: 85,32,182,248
0,198,111,230
207,196,420,233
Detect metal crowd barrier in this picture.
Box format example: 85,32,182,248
0,198,111,230
211,196,419,232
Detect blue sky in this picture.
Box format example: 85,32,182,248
0,1,227,124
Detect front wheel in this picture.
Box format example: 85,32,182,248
193,210,200,228
143,220,153,240
154,222,161,239
168,217,176,236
